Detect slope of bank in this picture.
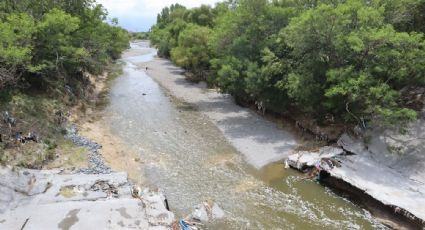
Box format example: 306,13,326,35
140,58,298,169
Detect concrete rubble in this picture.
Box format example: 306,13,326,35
286,146,344,170
190,201,225,223
286,89,425,228
0,167,174,229
286,131,425,227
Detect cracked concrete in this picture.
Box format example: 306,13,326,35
0,168,174,229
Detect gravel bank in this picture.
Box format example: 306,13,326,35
66,124,112,174
139,58,298,169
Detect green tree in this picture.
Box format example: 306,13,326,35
151,0,425,127
171,24,212,79
0,13,35,89
0,0,130,96
281,0,424,124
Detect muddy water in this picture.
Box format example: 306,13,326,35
103,42,386,229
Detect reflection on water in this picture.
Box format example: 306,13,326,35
103,41,386,229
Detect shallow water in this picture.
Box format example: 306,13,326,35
103,41,386,229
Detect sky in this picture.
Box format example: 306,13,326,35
97,0,219,32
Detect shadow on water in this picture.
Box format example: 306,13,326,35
102,41,387,230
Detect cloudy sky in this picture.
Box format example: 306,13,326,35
97,0,219,32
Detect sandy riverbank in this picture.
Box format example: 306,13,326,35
139,58,299,169
79,120,145,185
69,65,145,185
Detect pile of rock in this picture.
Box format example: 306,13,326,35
66,125,112,174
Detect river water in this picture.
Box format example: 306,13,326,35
103,42,386,229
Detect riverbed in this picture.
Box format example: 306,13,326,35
100,41,386,229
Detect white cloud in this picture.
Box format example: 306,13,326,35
97,0,219,31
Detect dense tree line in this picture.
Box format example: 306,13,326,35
150,0,425,127
132,32,150,40
0,0,130,96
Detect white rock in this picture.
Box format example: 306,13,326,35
211,203,225,219
191,204,209,222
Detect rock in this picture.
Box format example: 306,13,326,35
143,192,175,226
191,204,209,222
190,201,225,222
65,124,112,174
286,146,344,170
211,203,225,219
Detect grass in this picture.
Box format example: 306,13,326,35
95,61,124,111
46,139,88,168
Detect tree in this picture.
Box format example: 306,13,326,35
0,0,130,95
0,13,35,89
281,0,424,124
151,0,425,127
171,24,212,78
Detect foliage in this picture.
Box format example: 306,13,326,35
132,32,150,40
151,0,425,127
0,0,130,94
171,24,212,77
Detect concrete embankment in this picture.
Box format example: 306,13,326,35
286,132,425,229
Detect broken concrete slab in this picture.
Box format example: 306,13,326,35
286,146,344,170
286,134,425,227
143,191,175,226
0,167,174,229
336,134,425,224
0,199,150,230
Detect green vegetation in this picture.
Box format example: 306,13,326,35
0,0,130,92
150,0,425,127
0,0,130,167
131,32,150,40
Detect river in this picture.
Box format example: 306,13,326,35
102,41,386,229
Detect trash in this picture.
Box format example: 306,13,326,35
131,185,142,199
173,219,203,230
90,180,118,197
179,219,191,230
23,132,39,143
12,131,39,144
284,159,290,169
2,111,16,128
